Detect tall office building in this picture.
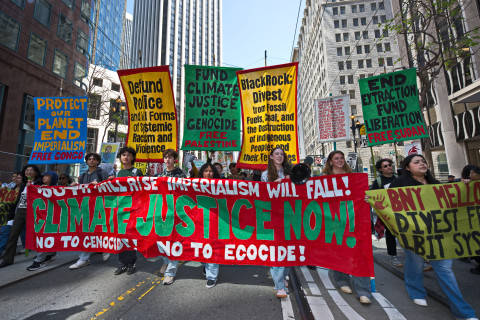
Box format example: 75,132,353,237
91,0,127,71
297,0,400,175
130,0,222,152
120,12,133,70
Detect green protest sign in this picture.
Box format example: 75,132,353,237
182,65,242,151
359,68,428,146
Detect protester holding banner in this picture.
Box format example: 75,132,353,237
0,172,23,256
58,174,72,186
213,162,225,179
323,151,373,304
27,171,59,271
115,146,143,276
387,154,477,319
261,147,291,298
155,149,187,285
69,153,111,270
370,158,402,268
197,162,221,288
0,165,43,268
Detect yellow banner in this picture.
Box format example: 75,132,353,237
117,66,178,162
366,182,480,260
236,63,299,170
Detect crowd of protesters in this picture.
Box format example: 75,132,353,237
0,146,478,319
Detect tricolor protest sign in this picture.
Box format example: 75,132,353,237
314,95,351,142
359,68,428,146
117,66,178,162
367,182,480,260
29,96,87,164
0,187,19,226
27,174,374,276
182,65,242,151
236,63,299,170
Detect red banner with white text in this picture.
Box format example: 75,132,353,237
26,174,374,277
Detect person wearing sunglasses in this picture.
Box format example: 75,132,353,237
370,158,402,268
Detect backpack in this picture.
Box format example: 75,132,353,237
376,174,397,189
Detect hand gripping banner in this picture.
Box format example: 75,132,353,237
367,182,480,260
27,174,374,277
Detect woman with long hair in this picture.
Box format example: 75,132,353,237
198,162,221,288
323,151,373,304
388,154,477,319
261,147,291,298
0,165,43,268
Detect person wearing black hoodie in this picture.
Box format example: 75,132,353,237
0,165,43,268
26,171,59,271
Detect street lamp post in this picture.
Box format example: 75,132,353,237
111,96,125,142
350,114,361,172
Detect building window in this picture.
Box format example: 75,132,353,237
0,11,21,51
336,33,341,42
377,43,383,52
27,33,47,66
343,33,349,41
92,78,103,87
379,1,385,10
333,7,338,15
87,128,98,153
359,4,365,12
111,83,120,92
17,95,36,157
11,0,25,9
353,18,358,27
381,15,387,23
80,0,90,23
62,0,75,10
345,46,350,55
334,20,340,28
373,16,378,24
88,94,101,120
74,62,86,87
378,57,385,67
355,31,360,40
387,57,393,66
355,45,361,54
346,61,352,69
366,59,372,67
57,14,72,43
342,19,347,28
33,0,52,28
351,5,357,13
358,60,364,68
349,90,356,99
383,28,389,37
361,17,367,25
340,76,345,84
338,61,344,70
341,90,348,95
337,47,342,56
385,42,391,51
348,75,354,84
52,49,68,78
364,44,370,53
363,31,369,39
77,28,89,56
340,6,346,14
374,29,381,38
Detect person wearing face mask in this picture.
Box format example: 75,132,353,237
387,154,477,320
198,162,221,288
0,165,43,268
261,147,292,298
323,151,374,305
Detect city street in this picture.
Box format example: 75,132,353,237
0,237,478,320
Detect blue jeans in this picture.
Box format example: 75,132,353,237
334,271,372,299
270,267,290,290
0,224,25,255
203,263,219,280
163,257,179,277
404,249,476,319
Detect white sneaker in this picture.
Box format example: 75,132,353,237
103,253,111,261
413,299,427,307
390,255,403,267
276,289,287,298
359,296,372,304
163,275,174,285
69,260,90,270
340,286,353,294
159,264,167,275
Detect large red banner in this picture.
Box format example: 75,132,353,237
27,174,374,277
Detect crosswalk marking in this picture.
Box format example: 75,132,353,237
372,293,407,320
281,295,295,320
306,296,335,320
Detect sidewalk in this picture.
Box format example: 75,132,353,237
372,236,480,315
0,247,79,288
